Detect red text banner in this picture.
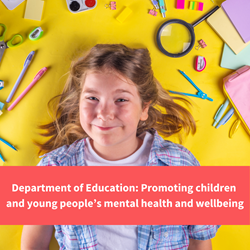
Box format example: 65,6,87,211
0,166,249,225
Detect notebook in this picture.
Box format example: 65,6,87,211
206,7,250,55
222,0,250,43
220,43,250,70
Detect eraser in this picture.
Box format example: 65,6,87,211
116,7,132,23
176,0,185,9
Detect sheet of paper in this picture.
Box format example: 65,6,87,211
222,0,250,43
1,0,25,10
220,43,250,70
24,0,44,21
207,7,250,54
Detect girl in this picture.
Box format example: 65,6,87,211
21,44,219,250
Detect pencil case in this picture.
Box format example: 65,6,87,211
223,65,250,137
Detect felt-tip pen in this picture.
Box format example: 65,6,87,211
213,99,230,127
216,107,234,129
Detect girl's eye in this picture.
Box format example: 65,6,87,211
116,98,127,102
87,97,98,101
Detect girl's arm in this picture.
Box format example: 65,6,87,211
188,239,212,250
21,225,54,250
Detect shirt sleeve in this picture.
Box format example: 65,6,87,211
37,155,60,166
188,225,221,240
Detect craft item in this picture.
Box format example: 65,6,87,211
116,7,132,23
29,27,44,41
195,39,207,50
195,56,206,72
105,1,116,10
158,0,166,18
149,8,157,16
66,0,97,13
216,107,234,129
220,43,250,70
6,51,35,103
1,0,25,10
223,65,250,137
0,80,4,90
176,0,185,9
0,23,23,65
222,0,250,43
189,1,203,11
150,0,159,9
24,0,44,21
156,6,219,57
169,70,213,101
207,7,250,55
8,67,48,111
213,99,230,127
0,137,17,162
0,101,4,116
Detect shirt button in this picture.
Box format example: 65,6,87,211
164,232,168,238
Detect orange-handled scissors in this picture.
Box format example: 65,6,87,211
0,23,23,64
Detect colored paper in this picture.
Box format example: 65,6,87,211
176,0,185,9
220,43,250,70
207,8,250,55
222,0,250,43
24,0,44,21
1,0,24,10
189,1,203,11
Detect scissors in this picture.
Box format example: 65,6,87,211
0,137,18,162
0,23,24,64
169,70,213,101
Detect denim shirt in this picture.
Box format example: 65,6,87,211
38,129,219,250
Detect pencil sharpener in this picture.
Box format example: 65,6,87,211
66,0,97,13
195,56,206,72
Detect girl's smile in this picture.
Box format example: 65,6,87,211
79,70,149,160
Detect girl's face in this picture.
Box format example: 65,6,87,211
79,71,149,155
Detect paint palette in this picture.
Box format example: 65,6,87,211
66,0,97,13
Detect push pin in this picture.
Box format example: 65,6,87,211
105,1,116,10
0,80,4,90
149,7,158,16
195,39,207,50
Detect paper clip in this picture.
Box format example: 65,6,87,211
105,1,116,10
149,7,158,16
195,39,207,50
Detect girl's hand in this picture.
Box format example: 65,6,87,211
188,239,212,250
21,225,54,250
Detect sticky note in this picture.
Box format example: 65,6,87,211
116,7,132,23
189,1,203,11
24,0,44,21
176,0,185,9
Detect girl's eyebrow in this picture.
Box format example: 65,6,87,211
82,88,99,94
82,88,134,96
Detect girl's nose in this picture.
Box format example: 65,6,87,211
97,103,115,121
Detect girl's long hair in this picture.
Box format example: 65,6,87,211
36,44,196,155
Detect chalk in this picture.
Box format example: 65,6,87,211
116,7,132,23
176,0,185,9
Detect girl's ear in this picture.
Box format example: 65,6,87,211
140,102,150,121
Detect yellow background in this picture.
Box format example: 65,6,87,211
0,0,249,249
